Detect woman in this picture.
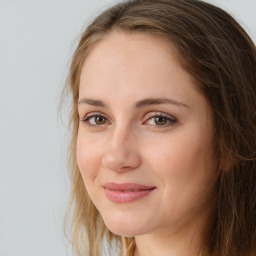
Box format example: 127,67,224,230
64,0,256,255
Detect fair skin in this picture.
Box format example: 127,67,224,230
77,31,217,256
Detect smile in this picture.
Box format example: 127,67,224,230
103,182,156,203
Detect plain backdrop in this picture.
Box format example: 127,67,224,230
0,1,255,256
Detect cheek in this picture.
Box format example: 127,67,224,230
144,130,215,190
76,131,102,183
145,134,215,218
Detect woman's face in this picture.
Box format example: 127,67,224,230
77,31,217,237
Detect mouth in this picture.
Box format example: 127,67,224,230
103,182,156,203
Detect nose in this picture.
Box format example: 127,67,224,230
101,126,141,172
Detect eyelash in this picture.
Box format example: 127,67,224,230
81,112,177,128
81,112,109,126
144,112,177,128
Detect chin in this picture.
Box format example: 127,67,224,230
106,225,143,237
102,213,149,237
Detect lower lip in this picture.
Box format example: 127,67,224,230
104,188,155,203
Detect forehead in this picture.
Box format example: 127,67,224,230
80,31,197,98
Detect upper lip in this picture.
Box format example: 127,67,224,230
103,182,156,191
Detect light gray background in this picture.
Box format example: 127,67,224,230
0,1,255,256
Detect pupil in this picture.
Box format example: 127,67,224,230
96,116,105,124
155,116,166,125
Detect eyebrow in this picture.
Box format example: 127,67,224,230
77,97,189,108
135,98,189,109
77,98,106,107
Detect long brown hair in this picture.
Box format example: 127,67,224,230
63,0,256,255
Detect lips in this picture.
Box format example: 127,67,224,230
103,182,156,203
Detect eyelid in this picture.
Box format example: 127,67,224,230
145,111,176,119
80,112,111,128
80,111,107,121
143,111,177,126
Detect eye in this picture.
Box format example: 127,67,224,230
145,113,177,127
82,113,108,125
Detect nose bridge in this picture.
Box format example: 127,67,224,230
102,122,140,172
111,122,131,149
